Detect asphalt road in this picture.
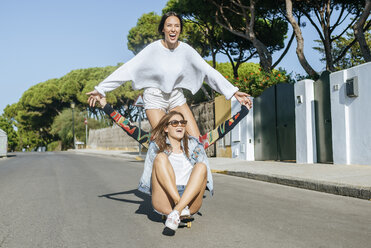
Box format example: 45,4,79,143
0,152,370,248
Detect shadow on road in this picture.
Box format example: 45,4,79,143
98,189,162,223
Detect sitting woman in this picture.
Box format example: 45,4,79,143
144,111,211,231
95,96,250,231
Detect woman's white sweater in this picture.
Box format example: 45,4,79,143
95,40,238,99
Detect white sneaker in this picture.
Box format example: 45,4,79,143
180,206,190,217
165,210,180,231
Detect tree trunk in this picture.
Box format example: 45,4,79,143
285,0,318,78
248,0,272,71
223,49,238,78
211,49,217,68
212,0,272,71
250,33,272,71
322,1,335,71
353,0,371,62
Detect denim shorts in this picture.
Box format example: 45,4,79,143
153,185,186,215
143,87,186,112
176,185,186,197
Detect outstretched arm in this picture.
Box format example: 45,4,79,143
102,104,151,149
95,96,250,150
92,96,151,148
199,105,249,149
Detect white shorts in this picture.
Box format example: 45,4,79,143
143,87,187,112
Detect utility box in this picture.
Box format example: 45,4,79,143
346,76,359,97
0,129,7,157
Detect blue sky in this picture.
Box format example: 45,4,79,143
0,0,327,115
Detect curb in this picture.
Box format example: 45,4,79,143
214,170,371,201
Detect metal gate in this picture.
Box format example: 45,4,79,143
314,71,333,163
253,83,296,161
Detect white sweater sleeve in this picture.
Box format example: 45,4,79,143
94,43,153,96
94,62,133,96
189,46,239,100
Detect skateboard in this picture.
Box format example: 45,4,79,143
162,215,194,228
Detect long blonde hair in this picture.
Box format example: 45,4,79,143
151,111,189,157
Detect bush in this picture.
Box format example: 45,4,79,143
47,141,61,151
206,62,294,98
218,63,294,97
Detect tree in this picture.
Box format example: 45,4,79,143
165,0,290,77
220,17,289,77
314,30,371,70
207,0,291,72
352,0,371,61
3,66,142,151
284,0,318,77
127,12,162,55
50,108,108,150
279,0,370,76
296,0,367,72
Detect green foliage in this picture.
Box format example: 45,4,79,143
0,116,18,151
47,141,61,151
164,0,288,75
217,63,293,97
183,84,213,105
50,108,109,150
185,61,293,101
4,65,141,151
127,12,162,55
313,30,371,71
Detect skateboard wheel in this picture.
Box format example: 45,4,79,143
187,222,191,228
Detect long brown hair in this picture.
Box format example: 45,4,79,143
151,111,189,157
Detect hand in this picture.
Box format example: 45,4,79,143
96,95,107,108
86,90,103,107
234,91,252,109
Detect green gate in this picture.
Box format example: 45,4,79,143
253,83,296,161
314,71,333,163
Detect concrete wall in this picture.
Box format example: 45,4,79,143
330,62,371,165
0,129,7,157
87,121,151,151
294,79,317,163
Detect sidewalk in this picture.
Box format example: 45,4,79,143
70,149,371,201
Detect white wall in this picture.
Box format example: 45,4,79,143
330,62,371,165
294,79,317,163
0,129,7,156
231,97,255,161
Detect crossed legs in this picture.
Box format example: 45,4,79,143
151,152,207,215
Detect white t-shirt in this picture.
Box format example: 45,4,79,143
168,152,193,186
95,40,238,99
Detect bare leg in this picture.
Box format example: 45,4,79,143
151,153,181,215
170,103,201,137
146,109,166,129
173,162,207,215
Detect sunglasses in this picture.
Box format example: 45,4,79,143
168,120,187,127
